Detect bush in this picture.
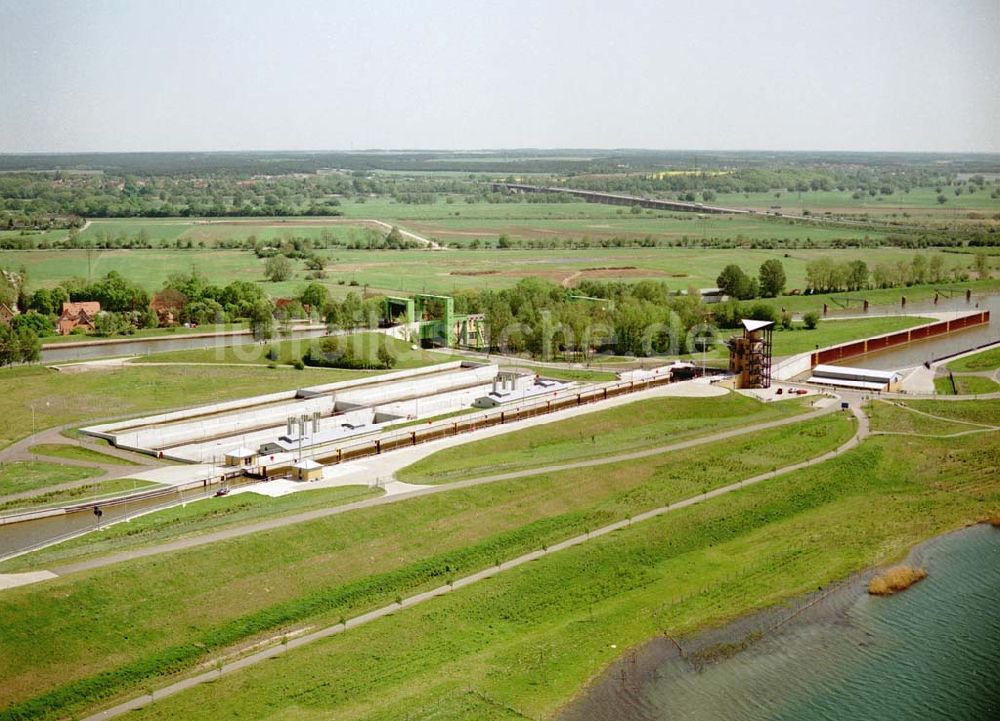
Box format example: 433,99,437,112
802,311,820,329
744,302,779,324
868,566,927,595
264,255,293,282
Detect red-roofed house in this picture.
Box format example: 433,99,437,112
58,301,101,335
0,302,16,327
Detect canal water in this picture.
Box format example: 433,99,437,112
41,326,328,364
826,293,1000,371
0,481,228,559
560,523,1000,721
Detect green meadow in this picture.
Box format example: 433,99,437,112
947,346,1000,372
0,460,101,497
933,374,1000,395
4,244,983,300
396,392,817,483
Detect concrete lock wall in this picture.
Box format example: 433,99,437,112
334,365,497,408
123,396,336,451
83,361,466,439
82,362,470,453
773,353,813,381
167,407,384,463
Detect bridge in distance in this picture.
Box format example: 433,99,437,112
490,182,748,215
490,182,915,232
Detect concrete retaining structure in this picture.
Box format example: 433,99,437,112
84,361,469,440
83,362,511,463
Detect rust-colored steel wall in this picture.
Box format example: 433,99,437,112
813,311,989,367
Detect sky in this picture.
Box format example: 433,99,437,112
1,0,998,154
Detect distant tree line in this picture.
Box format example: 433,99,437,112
712,253,986,301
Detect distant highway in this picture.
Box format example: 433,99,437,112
491,182,744,214
490,182,928,232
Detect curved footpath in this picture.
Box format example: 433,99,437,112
0,424,164,504
78,404,867,721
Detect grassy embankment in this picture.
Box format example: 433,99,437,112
0,364,385,452
28,403,998,721
894,398,1000,426
934,346,1000,395
0,410,854,719
398,393,817,484
0,460,101,497
28,443,139,465
40,322,245,346
947,346,1000,372
0,478,162,514
0,485,382,567
131,332,450,369
864,401,989,436
933,374,1000,395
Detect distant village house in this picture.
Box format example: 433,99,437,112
58,301,101,335
0,302,17,327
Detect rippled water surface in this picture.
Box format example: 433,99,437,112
563,524,1000,721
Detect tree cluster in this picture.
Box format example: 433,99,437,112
0,324,41,366
716,260,787,300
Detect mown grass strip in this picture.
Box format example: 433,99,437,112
28,443,141,466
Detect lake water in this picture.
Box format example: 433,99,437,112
560,524,1000,721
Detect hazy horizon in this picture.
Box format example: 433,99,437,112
2,0,998,155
